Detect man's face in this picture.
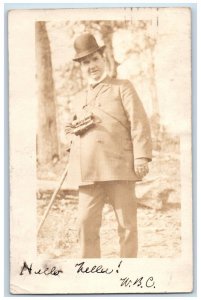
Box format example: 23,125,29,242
80,51,105,82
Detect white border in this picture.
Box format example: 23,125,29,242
3,0,199,298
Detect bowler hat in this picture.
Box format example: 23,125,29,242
73,33,105,62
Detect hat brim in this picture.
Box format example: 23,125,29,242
73,45,105,62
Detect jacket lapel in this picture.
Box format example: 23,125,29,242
87,76,112,103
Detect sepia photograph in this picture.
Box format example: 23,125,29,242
9,7,193,294
36,19,180,259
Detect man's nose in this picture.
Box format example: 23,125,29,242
89,60,96,69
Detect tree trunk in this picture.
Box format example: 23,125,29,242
100,23,118,78
35,21,59,165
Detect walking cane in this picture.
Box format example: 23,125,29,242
37,162,69,236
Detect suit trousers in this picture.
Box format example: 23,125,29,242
78,181,138,258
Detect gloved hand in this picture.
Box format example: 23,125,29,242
134,158,149,179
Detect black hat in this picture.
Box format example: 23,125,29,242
73,33,105,62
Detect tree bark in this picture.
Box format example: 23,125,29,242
100,23,118,78
35,21,59,165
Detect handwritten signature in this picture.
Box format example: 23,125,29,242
74,262,156,289
120,276,155,289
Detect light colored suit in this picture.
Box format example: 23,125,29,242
66,76,152,258
66,76,152,187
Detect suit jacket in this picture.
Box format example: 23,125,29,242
65,76,152,188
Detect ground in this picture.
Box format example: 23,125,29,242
37,144,181,259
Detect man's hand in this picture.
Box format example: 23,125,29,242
134,158,149,179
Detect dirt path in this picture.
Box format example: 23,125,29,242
37,194,181,259
37,150,181,258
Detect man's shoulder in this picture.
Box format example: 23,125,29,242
107,77,133,89
107,76,130,85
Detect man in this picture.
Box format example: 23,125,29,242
66,32,152,258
